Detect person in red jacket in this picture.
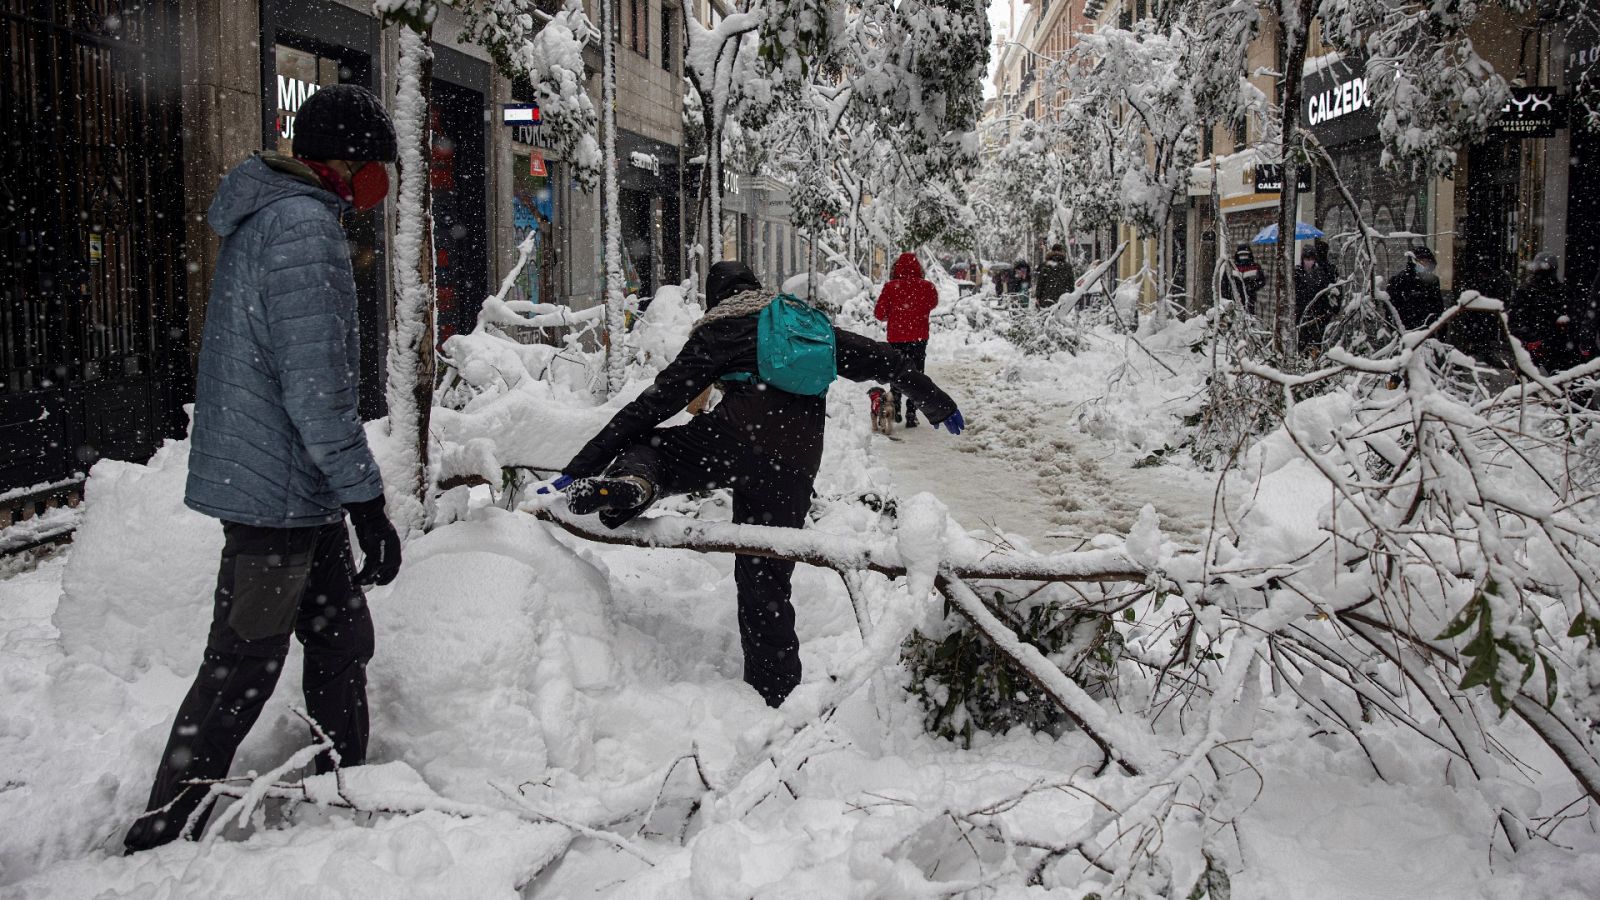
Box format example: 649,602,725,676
874,252,940,425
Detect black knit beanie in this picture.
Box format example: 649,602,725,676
292,84,398,163
705,261,762,310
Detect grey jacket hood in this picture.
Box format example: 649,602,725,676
208,154,344,237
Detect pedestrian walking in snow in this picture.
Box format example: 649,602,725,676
1295,242,1340,354
546,261,963,708
124,85,402,853
1035,245,1076,309
990,263,1012,296
1011,259,1033,300
1511,253,1588,372
875,252,940,426
1386,246,1444,332
1220,244,1263,314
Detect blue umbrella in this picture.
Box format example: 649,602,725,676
1251,222,1324,244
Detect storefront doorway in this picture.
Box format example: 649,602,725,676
1460,137,1523,302
0,0,188,500
1568,120,1599,306
429,54,489,346
261,0,387,417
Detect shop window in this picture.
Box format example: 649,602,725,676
629,0,648,58
661,7,676,73
274,44,346,155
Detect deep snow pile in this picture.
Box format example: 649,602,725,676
5,283,1600,898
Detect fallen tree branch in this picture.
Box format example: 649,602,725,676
531,505,1149,585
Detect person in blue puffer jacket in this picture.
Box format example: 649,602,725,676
125,84,403,853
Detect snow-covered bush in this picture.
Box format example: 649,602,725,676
904,581,1122,746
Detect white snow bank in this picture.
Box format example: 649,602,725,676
55,439,220,679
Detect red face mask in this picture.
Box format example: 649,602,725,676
351,163,390,212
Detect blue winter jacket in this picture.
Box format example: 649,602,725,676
185,154,384,528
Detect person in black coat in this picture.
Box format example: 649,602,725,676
1510,253,1586,371
550,261,963,707
1034,245,1076,308
1220,244,1263,314
1386,246,1444,331
1011,259,1032,299
1295,242,1339,353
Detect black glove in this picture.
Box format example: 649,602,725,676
344,495,402,586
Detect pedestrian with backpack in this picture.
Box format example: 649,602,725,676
543,261,963,707
874,252,940,425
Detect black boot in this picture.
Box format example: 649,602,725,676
568,476,655,527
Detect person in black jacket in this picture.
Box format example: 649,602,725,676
1510,253,1585,371
1386,246,1444,331
1034,245,1076,308
1220,244,1263,314
1295,242,1339,353
549,261,963,707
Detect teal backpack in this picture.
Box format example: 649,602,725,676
723,293,837,396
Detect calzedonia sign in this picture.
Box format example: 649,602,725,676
1301,57,1379,148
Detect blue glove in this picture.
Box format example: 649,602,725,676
935,411,965,435
536,474,575,495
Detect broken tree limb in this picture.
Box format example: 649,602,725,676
936,574,1156,777
530,501,1159,785
529,505,1150,585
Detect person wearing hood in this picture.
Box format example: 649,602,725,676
990,263,1012,296
1035,245,1077,309
1386,246,1444,332
124,85,402,853
1220,244,1263,314
544,261,963,708
1511,253,1586,371
874,252,940,425
1012,259,1033,298
1295,242,1339,353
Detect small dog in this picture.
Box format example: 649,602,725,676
867,386,894,435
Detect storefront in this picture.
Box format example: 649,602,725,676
261,0,388,416
617,129,682,300
510,127,563,309
1565,13,1599,303
261,0,491,410
0,0,189,503
429,47,490,347
1302,56,1430,283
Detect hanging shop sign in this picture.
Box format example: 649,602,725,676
528,151,547,177
1251,163,1311,193
1488,87,1566,138
511,123,558,150
1300,57,1378,148
1570,14,1599,86
629,151,660,176
502,103,541,126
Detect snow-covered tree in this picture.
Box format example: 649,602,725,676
674,0,987,285
374,0,611,524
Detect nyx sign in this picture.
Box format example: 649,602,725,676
1489,87,1566,138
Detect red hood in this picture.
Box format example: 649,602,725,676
891,252,923,281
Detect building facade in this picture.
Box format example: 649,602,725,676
0,0,695,506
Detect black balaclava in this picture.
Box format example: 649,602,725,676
705,261,763,310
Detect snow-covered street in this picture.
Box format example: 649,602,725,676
7,293,1600,898
877,356,1221,552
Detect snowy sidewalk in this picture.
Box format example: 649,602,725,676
874,354,1223,552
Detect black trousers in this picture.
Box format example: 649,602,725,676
888,340,928,423
607,408,819,708
124,520,374,852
